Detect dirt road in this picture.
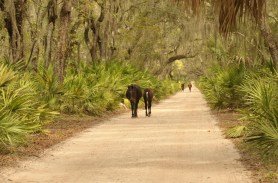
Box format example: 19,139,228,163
0,86,252,183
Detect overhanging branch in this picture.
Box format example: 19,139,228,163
167,53,198,64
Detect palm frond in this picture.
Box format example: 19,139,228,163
226,125,248,138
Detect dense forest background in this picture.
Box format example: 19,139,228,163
0,0,211,80
0,0,277,78
0,0,277,179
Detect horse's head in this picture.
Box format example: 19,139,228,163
127,85,137,102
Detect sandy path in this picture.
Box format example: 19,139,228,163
0,86,252,183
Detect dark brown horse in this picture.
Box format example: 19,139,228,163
126,84,142,118
181,83,185,91
188,83,192,92
143,88,153,117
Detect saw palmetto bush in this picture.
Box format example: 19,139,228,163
199,62,278,158
60,61,179,115
33,64,63,110
0,64,57,148
0,60,178,148
240,71,278,157
198,64,245,109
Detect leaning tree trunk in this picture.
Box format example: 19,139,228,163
55,0,72,83
1,0,26,63
259,19,278,69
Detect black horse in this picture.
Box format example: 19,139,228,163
143,88,153,117
126,84,142,118
181,83,185,91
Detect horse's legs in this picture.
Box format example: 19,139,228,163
131,102,135,117
135,101,139,117
148,100,152,117
144,99,148,116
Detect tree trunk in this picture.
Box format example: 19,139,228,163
84,2,105,62
91,21,99,60
84,22,93,61
55,0,72,83
259,19,278,69
44,0,57,68
44,22,54,68
1,0,26,63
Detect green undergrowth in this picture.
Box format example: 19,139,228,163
197,63,278,179
0,60,179,149
197,63,278,181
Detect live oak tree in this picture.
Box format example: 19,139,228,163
0,0,277,78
